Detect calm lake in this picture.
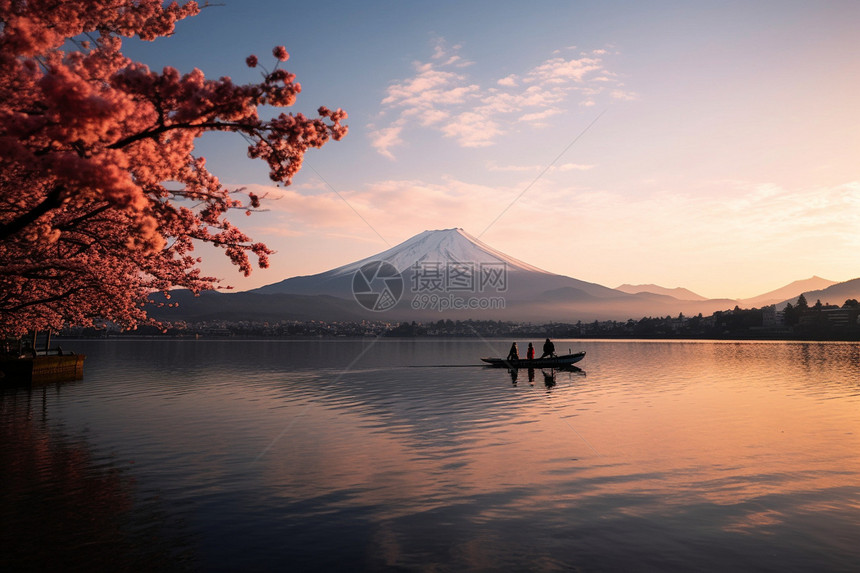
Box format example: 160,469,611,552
2,339,860,571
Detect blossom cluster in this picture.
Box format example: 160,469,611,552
0,1,347,336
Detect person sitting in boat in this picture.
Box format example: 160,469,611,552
507,342,519,361
539,338,555,359
527,342,535,360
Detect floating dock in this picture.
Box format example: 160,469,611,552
0,354,86,385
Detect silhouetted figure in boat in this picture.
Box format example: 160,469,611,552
507,342,519,361
539,338,555,359
527,342,535,360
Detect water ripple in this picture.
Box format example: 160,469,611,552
4,338,860,571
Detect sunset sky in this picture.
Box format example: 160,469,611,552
126,0,859,300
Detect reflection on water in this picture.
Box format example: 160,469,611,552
0,386,193,571
2,339,860,571
509,366,584,388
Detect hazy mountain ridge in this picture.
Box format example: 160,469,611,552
741,276,837,307
150,229,860,323
615,284,708,301
775,277,860,310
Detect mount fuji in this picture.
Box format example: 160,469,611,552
150,229,764,322
148,228,854,323
252,227,622,303
239,228,737,320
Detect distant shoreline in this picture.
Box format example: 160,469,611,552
56,332,860,343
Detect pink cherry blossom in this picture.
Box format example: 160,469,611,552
273,46,289,62
0,1,347,337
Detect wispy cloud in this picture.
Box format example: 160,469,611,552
242,178,528,240
250,177,860,253
367,122,405,160
369,39,633,157
517,108,563,123
610,89,638,101
485,160,595,172
524,56,603,84
266,171,852,227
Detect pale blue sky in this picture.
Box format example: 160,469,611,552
125,1,860,299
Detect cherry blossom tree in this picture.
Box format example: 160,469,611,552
0,1,347,337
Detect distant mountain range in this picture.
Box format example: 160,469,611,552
773,277,860,310
148,228,860,323
618,276,840,308
615,284,709,301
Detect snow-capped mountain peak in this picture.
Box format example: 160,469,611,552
251,227,619,301
327,228,551,276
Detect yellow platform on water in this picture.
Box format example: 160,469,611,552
0,354,86,385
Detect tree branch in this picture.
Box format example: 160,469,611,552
3,285,87,312
0,185,64,241
108,121,261,150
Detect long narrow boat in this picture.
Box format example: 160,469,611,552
480,351,585,369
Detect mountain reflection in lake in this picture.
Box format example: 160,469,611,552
2,339,860,571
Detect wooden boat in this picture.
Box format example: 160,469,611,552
0,354,86,386
481,351,585,369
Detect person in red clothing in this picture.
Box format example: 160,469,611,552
527,342,535,360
